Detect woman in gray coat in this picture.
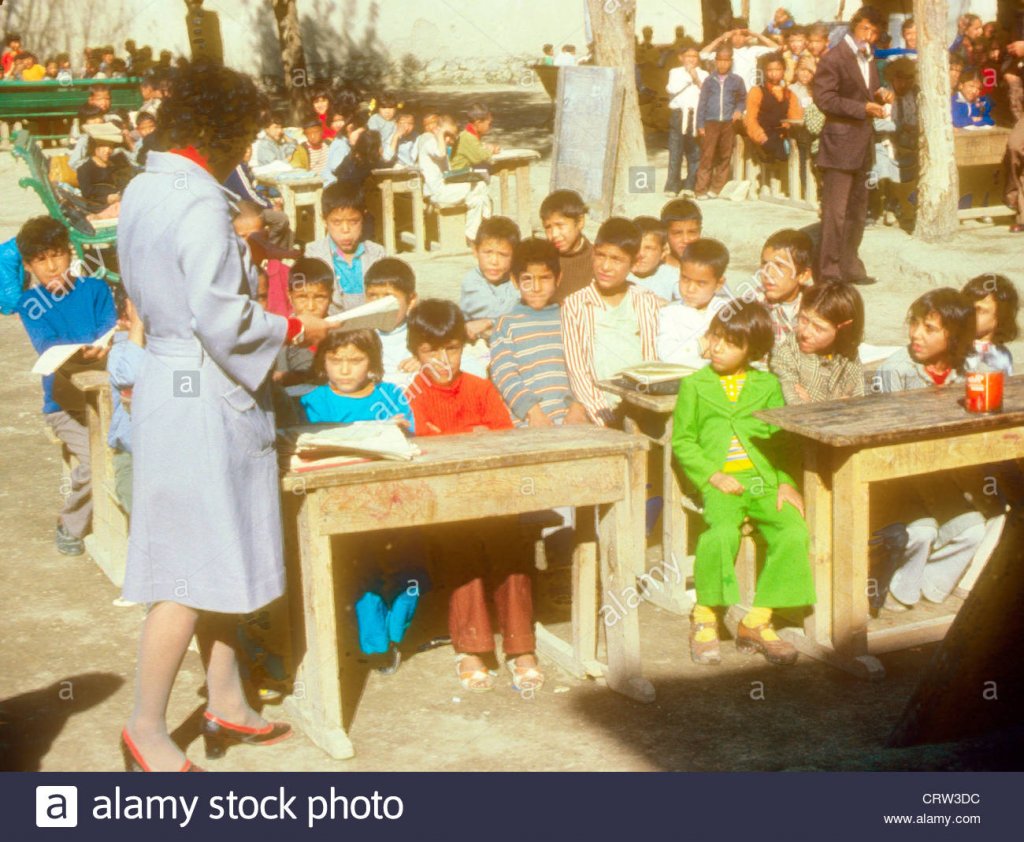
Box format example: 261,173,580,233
117,63,328,772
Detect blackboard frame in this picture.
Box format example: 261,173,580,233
550,65,625,223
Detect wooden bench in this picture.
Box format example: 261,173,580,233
425,200,471,254
10,130,121,282
0,78,143,142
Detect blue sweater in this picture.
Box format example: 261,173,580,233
17,276,117,414
697,73,747,129
300,380,414,432
951,93,994,128
459,266,521,321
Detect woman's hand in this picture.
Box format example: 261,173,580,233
295,313,330,347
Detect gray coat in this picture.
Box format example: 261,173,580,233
117,151,288,613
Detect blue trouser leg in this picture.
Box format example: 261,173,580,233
682,133,701,191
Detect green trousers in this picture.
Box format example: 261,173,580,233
695,470,815,608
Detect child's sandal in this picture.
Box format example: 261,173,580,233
506,655,544,693
455,654,493,692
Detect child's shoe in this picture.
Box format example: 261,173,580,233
55,522,84,556
736,622,798,665
689,616,721,666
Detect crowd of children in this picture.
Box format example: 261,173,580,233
1,35,181,81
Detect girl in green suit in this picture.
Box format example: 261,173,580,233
672,300,815,665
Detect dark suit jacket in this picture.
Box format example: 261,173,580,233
812,38,881,171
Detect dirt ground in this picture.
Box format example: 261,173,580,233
1,84,1022,772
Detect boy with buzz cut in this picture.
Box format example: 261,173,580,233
629,216,680,301
673,300,814,667
562,217,662,426
363,257,420,389
490,238,590,427
15,217,117,556
459,215,522,340
657,238,733,368
540,189,593,301
659,198,703,268
306,181,386,315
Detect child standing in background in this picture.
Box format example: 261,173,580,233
962,274,1018,375
672,301,813,666
694,48,746,200
769,281,865,404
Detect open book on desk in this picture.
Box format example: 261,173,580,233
31,326,116,376
280,420,421,473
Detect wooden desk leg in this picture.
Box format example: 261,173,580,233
82,391,112,578
411,182,426,255
515,164,532,234
803,444,833,647
381,180,396,254
598,452,656,703
831,450,885,678
282,186,298,236
499,168,510,219
282,490,355,759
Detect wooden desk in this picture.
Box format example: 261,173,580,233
953,127,1013,222
69,369,128,587
490,149,540,234
757,377,1024,680
369,166,425,254
598,380,696,616
255,171,324,240
279,425,653,759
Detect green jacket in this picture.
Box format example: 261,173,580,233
450,129,492,170
671,366,798,491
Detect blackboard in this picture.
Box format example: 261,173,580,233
550,66,624,223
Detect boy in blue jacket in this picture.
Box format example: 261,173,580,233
694,48,747,199
672,300,814,666
15,217,117,554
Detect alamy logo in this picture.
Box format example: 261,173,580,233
36,786,78,827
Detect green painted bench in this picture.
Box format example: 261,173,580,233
11,130,120,282
0,78,143,141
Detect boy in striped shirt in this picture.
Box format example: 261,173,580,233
490,238,590,427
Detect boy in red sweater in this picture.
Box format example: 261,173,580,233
405,299,543,694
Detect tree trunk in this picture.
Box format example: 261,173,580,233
271,0,308,122
586,0,647,214
740,1,750,22
913,0,960,242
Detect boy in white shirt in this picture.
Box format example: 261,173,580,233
657,239,732,368
664,47,708,196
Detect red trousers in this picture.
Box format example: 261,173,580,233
439,519,536,656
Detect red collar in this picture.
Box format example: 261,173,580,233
925,365,952,385
169,145,211,173
465,123,480,138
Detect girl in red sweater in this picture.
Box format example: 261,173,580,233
405,299,544,694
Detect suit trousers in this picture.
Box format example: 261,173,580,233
820,165,870,282
694,471,815,609
694,120,736,196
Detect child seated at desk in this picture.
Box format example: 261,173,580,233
660,198,703,269
289,115,329,174
253,114,297,167
404,299,544,693
460,216,522,339
541,189,593,301
15,217,117,556
107,287,145,513
393,111,418,167
951,71,994,128
450,102,501,171
365,257,420,389
630,216,680,301
490,237,589,427
368,92,400,158
561,217,662,426
305,181,386,315
873,289,986,612
300,328,413,430
755,228,814,345
657,238,732,369
962,273,1018,375
671,301,814,666
769,281,865,404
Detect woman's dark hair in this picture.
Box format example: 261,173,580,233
594,217,643,260
155,61,267,175
512,237,560,278
681,238,730,279
406,298,468,352
907,288,977,371
800,281,865,360
709,300,775,362
349,128,382,168
16,216,71,263
312,328,384,384
962,274,1020,344
365,257,417,297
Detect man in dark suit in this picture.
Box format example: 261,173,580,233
812,6,893,286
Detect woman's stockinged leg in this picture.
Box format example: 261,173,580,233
198,611,268,729
125,600,199,771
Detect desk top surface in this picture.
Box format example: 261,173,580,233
757,375,1024,448
255,170,323,186
69,369,110,392
599,380,678,414
492,148,541,163
279,425,648,491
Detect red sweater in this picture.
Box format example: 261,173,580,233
409,371,513,436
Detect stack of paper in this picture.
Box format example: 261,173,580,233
285,421,420,473
32,326,116,376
